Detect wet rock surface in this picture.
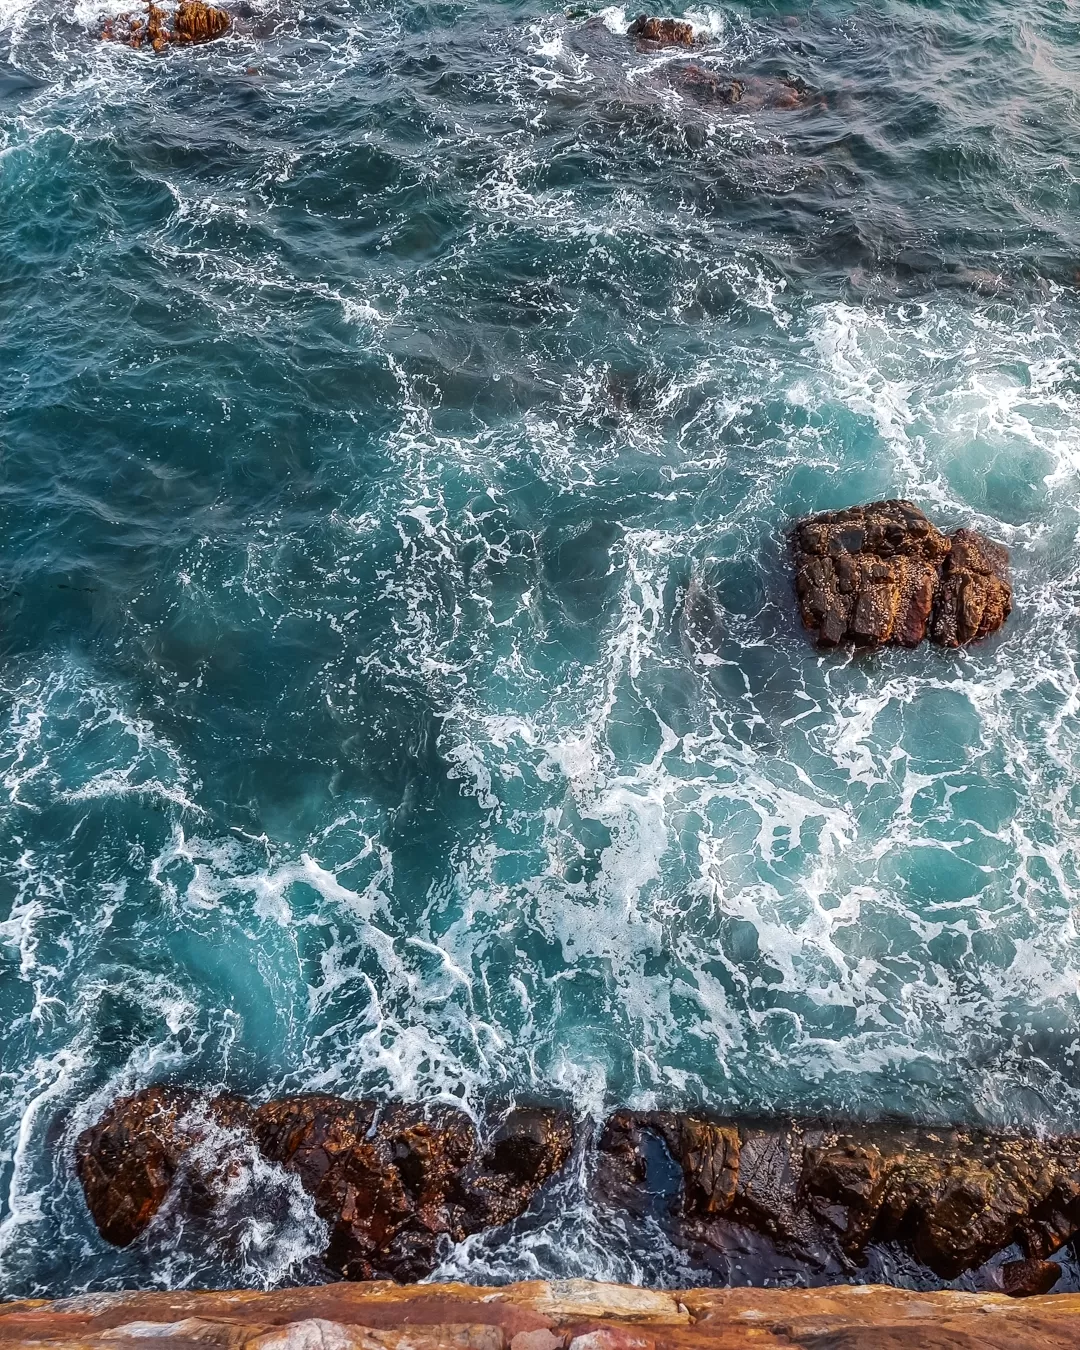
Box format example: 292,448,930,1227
627,14,697,47
994,1258,1063,1298
74,1085,252,1247
595,1113,1080,1282
101,0,230,50
77,1089,573,1280
792,499,1012,649
78,1094,1080,1291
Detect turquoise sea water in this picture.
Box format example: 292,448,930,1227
3,0,1080,1296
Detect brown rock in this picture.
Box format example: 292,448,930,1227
994,1258,1062,1298
671,65,811,111
627,14,696,46
596,1114,1080,1282
930,527,1013,647
4,1281,1080,1350
173,0,231,43
510,1333,564,1350
792,500,1010,649
74,1086,253,1247
76,1088,573,1282
99,0,230,50
674,64,742,104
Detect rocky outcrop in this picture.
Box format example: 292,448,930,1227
596,1113,1080,1282
74,1085,252,1247
76,1089,573,1280
792,500,1012,649
77,1093,1080,1293
172,0,231,41
2,1279,1079,1349
101,0,230,50
627,14,697,47
252,1097,574,1281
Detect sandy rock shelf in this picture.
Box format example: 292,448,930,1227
2,1280,1079,1350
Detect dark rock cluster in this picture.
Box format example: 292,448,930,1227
627,14,697,46
78,1092,1078,1294
101,0,230,51
792,500,1012,649
596,1113,1080,1284
671,65,810,111
76,1087,573,1281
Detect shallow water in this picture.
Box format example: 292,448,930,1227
2,0,1080,1298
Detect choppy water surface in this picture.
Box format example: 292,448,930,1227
3,0,1080,1297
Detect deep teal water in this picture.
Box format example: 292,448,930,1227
3,0,1080,1297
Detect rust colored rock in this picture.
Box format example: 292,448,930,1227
250,1096,469,1281
251,1096,572,1280
596,1114,1080,1282
76,1087,573,1282
3,1281,1080,1350
173,0,231,43
627,14,696,46
74,1085,252,1247
930,527,1013,647
792,500,1010,649
145,0,169,49
994,1258,1062,1298
99,0,230,50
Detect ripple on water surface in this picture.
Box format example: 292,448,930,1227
1,0,1080,1298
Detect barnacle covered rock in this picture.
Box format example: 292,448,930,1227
792,500,1011,649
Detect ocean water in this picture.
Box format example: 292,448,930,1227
2,0,1080,1298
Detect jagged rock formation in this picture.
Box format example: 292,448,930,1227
627,14,697,46
101,0,230,51
252,1097,574,1281
76,1088,573,1280
73,1084,250,1248
792,500,1012,649
596,1113,1080,1281
2,1279,1079,1348
77,1092,1080,1293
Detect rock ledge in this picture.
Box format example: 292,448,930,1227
2,1280,1079,1349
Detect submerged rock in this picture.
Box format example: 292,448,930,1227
101,0,230,50
627,14,697,47
792,500,1011,649
77,1088,573,1280
679,576,723,654
672,64,811,111
596,1113,1080,1281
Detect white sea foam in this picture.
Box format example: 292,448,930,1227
4,0,1080,1295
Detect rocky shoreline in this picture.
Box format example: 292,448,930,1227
2,1278,1078,1348
73,1090,1079,1298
